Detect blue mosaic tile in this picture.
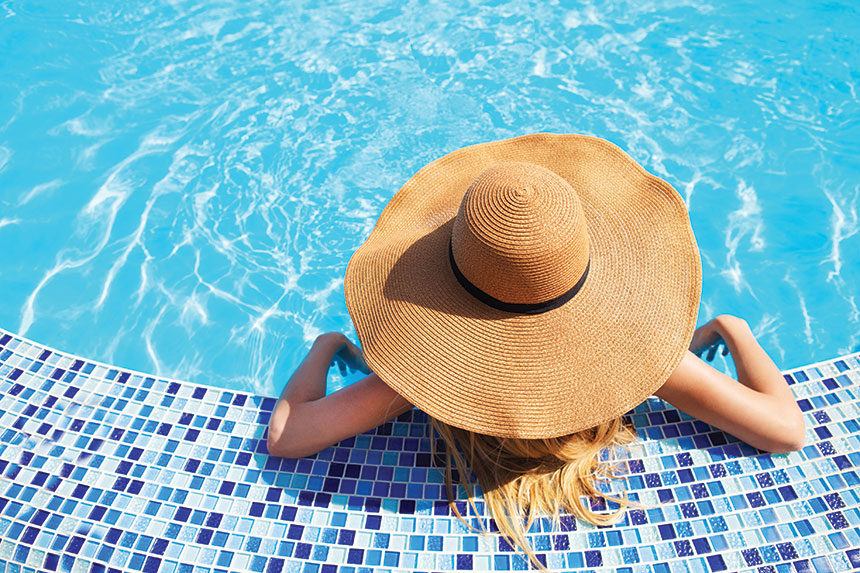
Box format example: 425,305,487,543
0,328,859,571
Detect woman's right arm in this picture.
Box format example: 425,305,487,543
655,315,806,453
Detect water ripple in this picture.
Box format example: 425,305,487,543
0,0,857,393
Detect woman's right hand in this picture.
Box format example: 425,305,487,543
689,314,741,361
660,314,805,453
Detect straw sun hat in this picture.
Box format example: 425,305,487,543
344,133,701,439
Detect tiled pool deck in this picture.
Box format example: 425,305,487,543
0,328,858,573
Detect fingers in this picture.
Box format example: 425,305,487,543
689,319,732,361
346,343,371,374
690,338,711,357
334,356,347,376
706,345,717,361
688,316,740,362
334,346,371,376
697,342,730,362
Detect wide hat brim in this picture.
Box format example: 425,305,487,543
345,133,702,439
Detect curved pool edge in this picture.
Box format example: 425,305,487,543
0,326,858,572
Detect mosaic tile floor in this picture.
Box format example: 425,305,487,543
0,328,858,573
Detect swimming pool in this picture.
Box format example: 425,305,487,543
2,3,860,572
1,324,859,572
1,1,857,396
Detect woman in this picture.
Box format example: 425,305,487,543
266,134,806,570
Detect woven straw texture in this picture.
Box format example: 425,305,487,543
450,161,591,305
344,133,702,438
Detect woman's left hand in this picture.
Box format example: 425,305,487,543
316,332,371,375
335,337,372,375
269,333,407,458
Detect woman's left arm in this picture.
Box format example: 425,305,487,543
267,333,413,458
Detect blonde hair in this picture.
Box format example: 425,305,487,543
428,415,641,570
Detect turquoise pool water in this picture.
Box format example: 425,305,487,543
0,1,858,396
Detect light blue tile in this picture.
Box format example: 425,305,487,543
1,329,859,572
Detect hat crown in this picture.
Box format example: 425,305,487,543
451,161,591,305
